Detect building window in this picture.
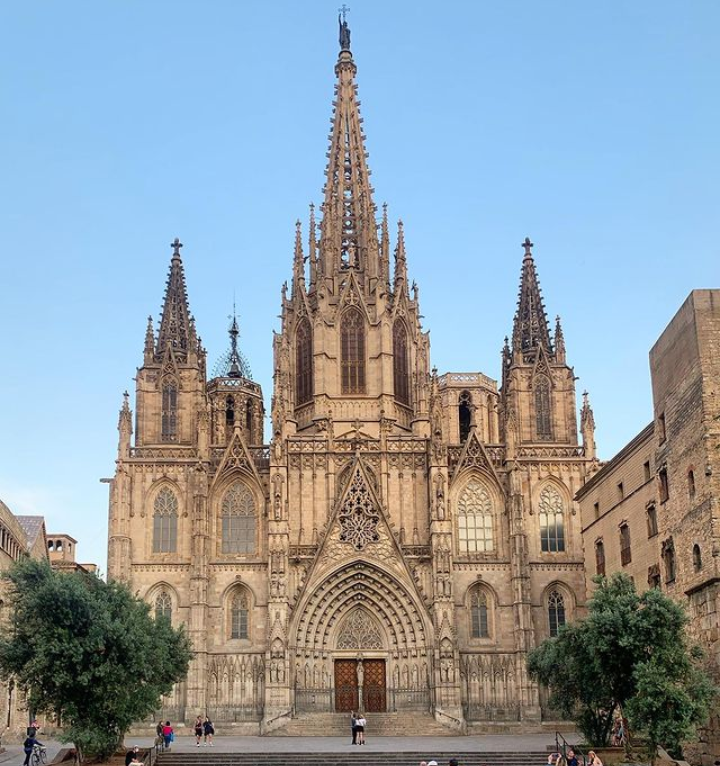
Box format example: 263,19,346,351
221,482,256,554
225,395,235,426
595,540,605,576
539,485,565,552
296,318,313,405
548,589,566,637
246,399,253,434
457,478,494,554
646,503,658,538
620,523,632,566
617,482,624,500
659,468,669,503
230,592,249,639
153,488,178,553
593,501,600,519
393,320,410,405
644,461,651,482
155,591,172,622
648,564,661,589
341,308,366,394
534,376,552,440
458,391,472,443
693,544,702,572
688,469,696,500
161,383,178,442
658,412,666,443
470,588,490,638
662,538,676,583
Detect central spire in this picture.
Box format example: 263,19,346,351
318,14,380,282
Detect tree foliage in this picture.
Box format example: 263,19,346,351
527,573,715,754
0,558,192,762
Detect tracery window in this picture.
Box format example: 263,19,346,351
470,587,490,638
458,391,472,443
296,318,313,405
155,590,172,622
336,609,383,649
230,591,249,639
221,482,256,554
539,485,565,552
534,376,552,440
393,321,410,405
338,466,380,551
341,308,366,394
548,589,566,637
161,383,178,442
457,478,494,554
153,488,178,553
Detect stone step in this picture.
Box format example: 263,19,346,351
274,712,455,737
158,753,548,766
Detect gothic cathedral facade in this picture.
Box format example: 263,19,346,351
107,25,597,732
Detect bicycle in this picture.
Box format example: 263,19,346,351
31,744,47,766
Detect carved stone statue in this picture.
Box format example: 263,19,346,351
339,15,351,51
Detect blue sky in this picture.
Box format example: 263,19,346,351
1,1,717,571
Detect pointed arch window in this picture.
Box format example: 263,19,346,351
534,376,552,441
457,478,494,554
393,321,410,405
459,391,472,443
539,485,565,552
470,587,490,638
595,539,605,576
341,308,366,394
153,488,178,553
230,591,249,639
161,382,178,442
693,543,702,572
548,589,566,637
155,590,172,622
296,318,313,405
221,482,256,554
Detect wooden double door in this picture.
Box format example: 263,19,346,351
334,659,386,712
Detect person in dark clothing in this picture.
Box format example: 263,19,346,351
125,747,140,766
566,749,579,766
350,711,358,744
23,735,43,766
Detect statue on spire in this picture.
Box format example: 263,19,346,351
338,6,351,51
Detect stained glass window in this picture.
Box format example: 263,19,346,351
153,488,178,553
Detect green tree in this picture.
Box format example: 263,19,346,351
0,558,192,762
527,573,715,755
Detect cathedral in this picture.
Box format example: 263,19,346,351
107,19,597,733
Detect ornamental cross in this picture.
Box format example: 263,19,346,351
171,237,183,256
339,4,350,21
522,237,533,255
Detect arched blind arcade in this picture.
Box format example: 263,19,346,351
393,321,410,405
296,318,313,405
534,376,552,440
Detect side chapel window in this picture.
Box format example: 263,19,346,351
534,376,552,440
341,308,366,394
161,383,178,442
296,318,313,405
155,591,172,622
393,321,410,405
221,483,256,554
457,478,494,554
153,488,178,553
470,587,490,638
548,589,566,637
230,591,249,639
539,485,565,552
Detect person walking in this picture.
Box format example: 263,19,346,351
203,716,215,746
194,716,203,746
161,721,173,750
22,733,43,766
356,713,366,744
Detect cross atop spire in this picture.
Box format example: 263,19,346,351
338,6,351,50
522,237,533,259
156,237,192,361
212,305,253,380
171,237,183,258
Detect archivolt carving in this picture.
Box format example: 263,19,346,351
336,608,384,650
293,562,429,658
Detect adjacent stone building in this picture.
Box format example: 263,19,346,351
107,22,597,732
578,289,720,761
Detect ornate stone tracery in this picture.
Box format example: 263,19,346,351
338,466,380,550
336,608,384,649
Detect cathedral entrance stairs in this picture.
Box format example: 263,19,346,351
274,712,454,737
157,752,550,766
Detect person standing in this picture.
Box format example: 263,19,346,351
203,716,215,746
23,733,43,766
356,713,366,744
350,711,358,745
194,717,203,747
